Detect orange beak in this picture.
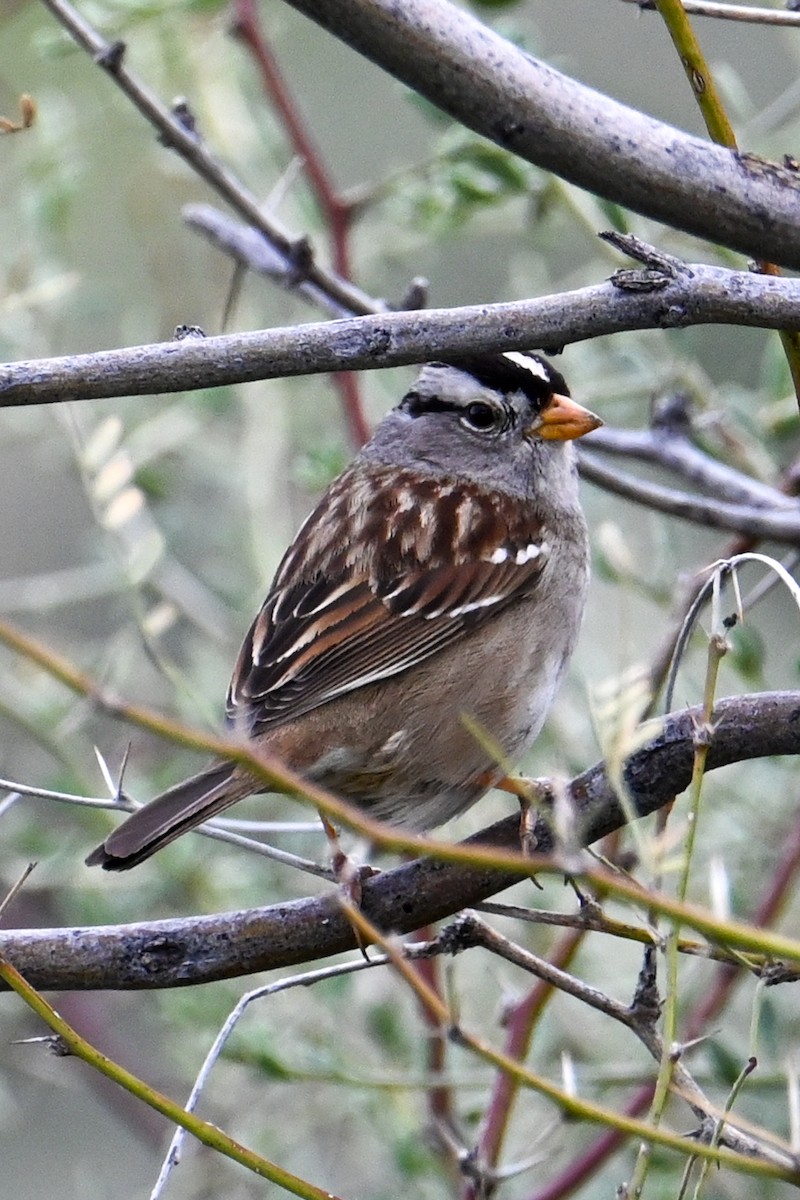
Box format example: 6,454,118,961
533,392,603,441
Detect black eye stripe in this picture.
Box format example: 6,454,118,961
400,354,563,427
400,391,453,418
400,392,511,431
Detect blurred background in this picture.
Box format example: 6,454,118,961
2,1,800,1197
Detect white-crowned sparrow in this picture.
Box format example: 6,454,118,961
87,352,601,870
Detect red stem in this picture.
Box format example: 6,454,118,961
231,0,369,446
415,947,454,1128
463,929,585,1200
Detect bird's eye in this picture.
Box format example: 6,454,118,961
462,402,500,432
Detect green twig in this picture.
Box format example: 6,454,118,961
0,951,342,1199
4,615,800,967
692,1057,758,1199
654,0,735,143
630,576,730,1194
654,0,800,405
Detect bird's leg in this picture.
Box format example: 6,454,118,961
318,812,378,899
494,776,593,905
319,812,379,955
492,774,554,860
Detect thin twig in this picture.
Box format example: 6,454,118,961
476,901,762,968
0,769,331,879
463,926,586,1200
652,0,800,407
621,0,800,27
587,423,798,512
38,0,378,319
230,0,370,446
530,697,800,1200
664,553,800,711
341,904,800,1182
184,204,351,315
579,452,800,543
449,916,783,1167
0,950,343,1199
0,864,37,923
151,954,386,1198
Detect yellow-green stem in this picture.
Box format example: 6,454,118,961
654,0,800,404
692,1057,757,1198
3,618,800,963
630,630,727,1195
654,0,735,145
0,953,341,1200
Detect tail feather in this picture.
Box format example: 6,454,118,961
85,760,246,870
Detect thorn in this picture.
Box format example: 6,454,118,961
94,40,126,72
12,1034,72,1057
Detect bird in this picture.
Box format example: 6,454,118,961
86,351,601,871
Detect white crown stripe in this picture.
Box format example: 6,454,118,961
502,351,551,382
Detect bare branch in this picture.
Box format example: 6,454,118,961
38,0,377,318
588,419,799,512
282,0,800,269
1,691,798,992
579,452,800,544
0,773,332,879
620,0,800,27
4,262,800,406
152,954,386,1197
184,204,352,316
446,917,793,1170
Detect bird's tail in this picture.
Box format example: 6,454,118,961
85,760,248,870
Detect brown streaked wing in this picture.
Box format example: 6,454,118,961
226,551,548,735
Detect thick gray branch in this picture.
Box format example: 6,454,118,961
283,0,800,268
3,265,800,407
1,691,798,992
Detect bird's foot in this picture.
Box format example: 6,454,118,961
319,812,379,956
491,774,556,889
